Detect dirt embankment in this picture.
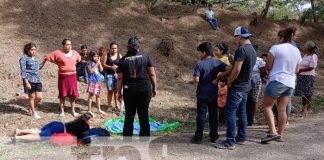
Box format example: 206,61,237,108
0,0,323,138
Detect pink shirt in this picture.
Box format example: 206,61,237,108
45,50,81,75
300,54,318,76
217,85,228,108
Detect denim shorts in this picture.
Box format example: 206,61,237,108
264,81,294,97
105,74,117,91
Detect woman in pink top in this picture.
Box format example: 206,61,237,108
294,40,318,114
42,39,81,117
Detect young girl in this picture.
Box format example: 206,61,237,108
214,43,230,66
19,42,43,119
217,78,228,124
87,51,106,115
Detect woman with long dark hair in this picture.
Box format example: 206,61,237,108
19,42,43,119
116,37,157,136
102,42,122,112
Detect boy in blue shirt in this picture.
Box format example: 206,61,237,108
191,42,231,144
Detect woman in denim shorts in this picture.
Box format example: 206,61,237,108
102,43,122,112
261,27,302,143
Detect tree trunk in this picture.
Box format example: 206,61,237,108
193,0,200,13
311,0,318,22
260,0,272,19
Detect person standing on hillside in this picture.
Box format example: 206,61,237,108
214,43,230,66
261,28,302,143
116,37,157,137
76,44,88,83
294,40,318,115
205,4,218,30
215,26,257,149
19,42,43,119
191,42,231,144
41,39,81,117
102,43,122,113
246,45,266,126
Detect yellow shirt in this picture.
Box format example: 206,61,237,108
217,55,230,66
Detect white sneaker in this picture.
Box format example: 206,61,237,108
33,113,41,119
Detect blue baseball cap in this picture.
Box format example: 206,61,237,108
234,26,252,37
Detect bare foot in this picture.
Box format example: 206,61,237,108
98,110,108,115
15,129,21,136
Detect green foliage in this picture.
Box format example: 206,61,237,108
301,1,324,22
313,96,324,112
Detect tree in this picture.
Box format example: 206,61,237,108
260,0,272,18
310,0,318,22
193,0,200,13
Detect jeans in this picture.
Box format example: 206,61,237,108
225,89,248,145
123,82,152,136
207,18,218,30
194,98,218,139
76,64,88,79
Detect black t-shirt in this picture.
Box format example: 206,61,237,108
105,53,121,74
117,53,153,84
231,44,257,92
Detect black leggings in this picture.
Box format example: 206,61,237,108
123,82,152,136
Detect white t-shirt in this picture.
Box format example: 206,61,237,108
252,57,266,80
299,54,318,76
205,10,214,19
268,43,302,88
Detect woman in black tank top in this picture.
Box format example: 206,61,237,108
102,42,122,112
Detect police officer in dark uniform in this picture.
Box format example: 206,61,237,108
116,37,157,136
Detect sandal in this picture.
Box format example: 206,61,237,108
72,112,79,117
58,112,65,117
261,134,281,144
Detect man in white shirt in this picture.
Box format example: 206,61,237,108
205,4,218,30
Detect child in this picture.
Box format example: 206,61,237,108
191,42,230,144
86,51,107,115
214,43,230,66
76,44,89,83
19,42,43,119
217,77,228,124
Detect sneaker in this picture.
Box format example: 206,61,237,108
261,134,281,144
214,141,235,150
72,112,79,117
190,137,202,144
58,112,65,117
33,113,41,119
235,138,245,145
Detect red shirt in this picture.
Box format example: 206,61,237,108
45,50,81,75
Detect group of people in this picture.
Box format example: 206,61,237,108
18,24,318,148
191,26,318,150
19,37,157,138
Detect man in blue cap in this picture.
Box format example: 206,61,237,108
214,26,257,149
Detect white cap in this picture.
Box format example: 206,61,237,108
234,26,252,37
